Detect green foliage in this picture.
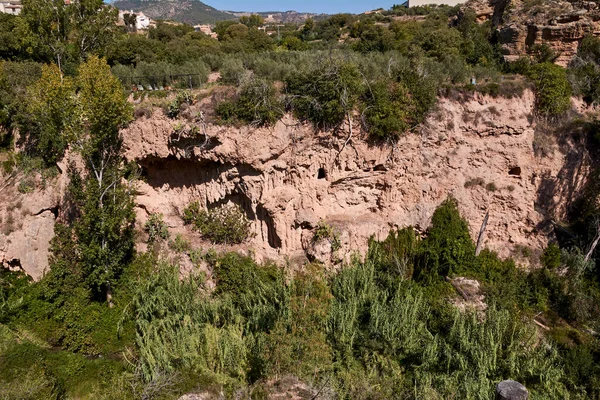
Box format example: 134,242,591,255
368,227,418,283
170,233,191,253
569,35,600,105
70,57,135,300
528,62,572,117
216,78,283,126
312,221,341,252
23,63,76,164
22,0,118,72
144,213,170,243
361,66,439,141
286,60,362,129
362,79,412,140
129,264,247,383
183,201,253,245
259,265,333,381
327,256,568,398
167,90,195,119
77,56,133,158
415,197,476,283
542,243,562,270
239,14,264,28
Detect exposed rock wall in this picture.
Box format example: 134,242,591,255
1,90,588,278
123,89,580,266
466,0,600,66
0,176,62,280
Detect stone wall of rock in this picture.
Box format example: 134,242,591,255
1,89,589,278
466,0,600,66
123,89,583,267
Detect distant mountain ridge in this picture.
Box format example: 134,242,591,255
112,0,234,25
113,0,330,25
228,10,329,24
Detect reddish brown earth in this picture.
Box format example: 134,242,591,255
0,89,592,279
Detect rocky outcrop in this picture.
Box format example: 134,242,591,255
466,0,600,66
123,89,580,267
449,277,487,312
0,175,62,280
1,89,589,279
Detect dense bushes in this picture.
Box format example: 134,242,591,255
569,35,600,105
528,62,572,117
4,197,600,397
362,67,438,140
216,78,283,126
183,201,253,244
286,60,362,129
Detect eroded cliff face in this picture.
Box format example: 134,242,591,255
0,173,63,280
467,0,600,66
0,89,589,278
123,89,582,266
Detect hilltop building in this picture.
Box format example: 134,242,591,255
194,24,218,39
0,0,21,15
118,10,152,30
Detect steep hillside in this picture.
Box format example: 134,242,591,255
113,0,234,24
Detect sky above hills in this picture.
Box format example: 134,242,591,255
210,0,397,13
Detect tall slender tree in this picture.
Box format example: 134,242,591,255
73,56,134,305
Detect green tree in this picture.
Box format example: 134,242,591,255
528,62,571,117
24,63,76,164
22,0,118,73
286,60,362,129
239,14,264,28
415,197,476,282
122,13,137,33
74,56,134,305
0,14,29,60
362,79,412,140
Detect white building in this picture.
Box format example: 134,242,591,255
0,1,22,15
118,10,152,30
135,12,150,30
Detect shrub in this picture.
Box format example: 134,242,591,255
362,79,412,140
216,78,283,126
569,36,600,105
167,91,195,119
286,60,362,129
169,233,191,252
415,197,476,282
464,177,485,188
144,213,170,243
528,63,571,117
542,243,562,270
183,202,252,245
312,221,341,252
485,182,497,192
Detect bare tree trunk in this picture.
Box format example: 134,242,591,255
475,211,489,256
106,282,114,308
585,221,600,262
